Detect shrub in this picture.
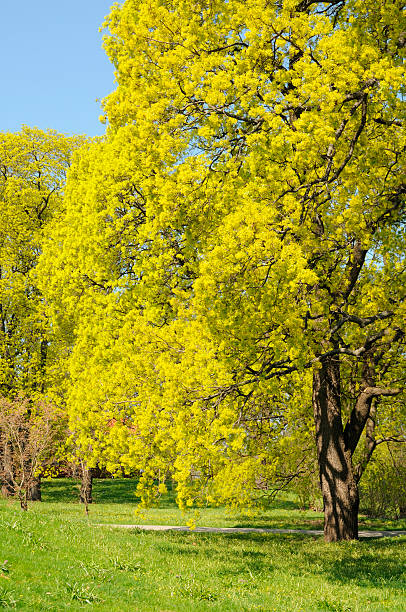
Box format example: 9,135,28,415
359,443,406,519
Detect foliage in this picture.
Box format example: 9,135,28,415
0,126,85,399
39,0,406,538
0,127,88,509
359,443,406,519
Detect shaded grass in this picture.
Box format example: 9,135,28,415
0,479,404,611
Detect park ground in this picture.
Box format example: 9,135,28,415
0,479,405,611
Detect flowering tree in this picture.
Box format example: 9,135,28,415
0,127,85,499
40,0,405,540
0,126,84,397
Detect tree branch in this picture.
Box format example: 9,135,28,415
344,386,400,457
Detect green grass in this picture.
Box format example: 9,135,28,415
0,479,405,611
37,478,406,531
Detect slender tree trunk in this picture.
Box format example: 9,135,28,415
80,464,94,515
313,354,359,541
19,489,28,511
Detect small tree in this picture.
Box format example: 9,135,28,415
0,396,66,510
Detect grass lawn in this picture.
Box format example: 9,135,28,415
0,479,405,611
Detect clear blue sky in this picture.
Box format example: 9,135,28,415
1,1,117,136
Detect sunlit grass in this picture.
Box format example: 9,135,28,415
0,479,405,611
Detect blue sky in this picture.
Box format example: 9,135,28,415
1,1,116,136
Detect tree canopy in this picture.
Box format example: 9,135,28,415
0,127,86,504
39,0,406,540
0,126,84,398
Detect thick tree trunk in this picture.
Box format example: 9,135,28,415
1,479,14,498
0,440,15,497
27,477,41,501
313,354,359,541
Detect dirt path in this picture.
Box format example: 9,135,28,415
97,523,406,538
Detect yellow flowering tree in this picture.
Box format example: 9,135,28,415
40,0,405,541
0,127,85,499
0,126,85,396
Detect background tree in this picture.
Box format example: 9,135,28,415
0,396,67,510
0,126,84,395
39,0,405,541
0,126,85,499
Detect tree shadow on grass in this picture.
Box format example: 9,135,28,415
41,479,82,503
42,478,179,507
136,530,406,591
42,478,140,504
222,498,324,530
150,533,272,577
92,479,140,504
293,537,406,590
230,516,323,529
92,479,180,507
329,541,405,589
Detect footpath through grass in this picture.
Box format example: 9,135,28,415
0,479,405,611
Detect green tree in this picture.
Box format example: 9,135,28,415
40,0,405,541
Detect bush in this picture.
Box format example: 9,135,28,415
359,443,406,519
0,396,67,510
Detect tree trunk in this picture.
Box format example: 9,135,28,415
80,465,94,509
0,439,15,497
313,354,359,541
19,490,28,511
1,479,14,498
27,477,41,501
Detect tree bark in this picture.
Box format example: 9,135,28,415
313,354,359,541
19,491,28,511
27,477,41,501
348,355,399,482
80,465,94,507
0,439,15,497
